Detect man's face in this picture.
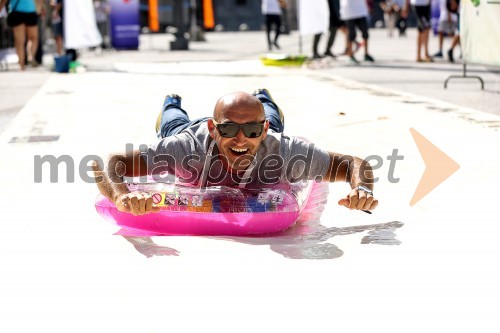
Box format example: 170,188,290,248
208,103,269,173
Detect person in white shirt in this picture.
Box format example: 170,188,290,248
446,0,460,63
433,0,458,58
262,0,284,51
403,0,432,62
340,0,374,63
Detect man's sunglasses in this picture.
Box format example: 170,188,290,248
212,119,265,138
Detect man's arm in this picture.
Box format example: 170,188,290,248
323,152,378,211
92,150,159,215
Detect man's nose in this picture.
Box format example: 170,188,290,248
233,128,247,143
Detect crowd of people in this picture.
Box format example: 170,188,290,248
1,0,464,71
262,0,461,65
0,0,109,70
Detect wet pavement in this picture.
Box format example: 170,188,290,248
0,29,499,333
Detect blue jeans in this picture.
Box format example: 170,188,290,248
157,93,285,138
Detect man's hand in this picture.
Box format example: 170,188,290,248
116,192,161,216
338,187,378,211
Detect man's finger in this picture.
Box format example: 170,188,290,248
363,196,374,210
138,193,149,215
357,194,367,210
130,196,140,215
349,193,358,209
338,197,349,207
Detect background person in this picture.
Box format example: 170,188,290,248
0,0,44,70
380,0,400,38
340,0,374,63
404,0,432,62
433,0,458,58
262,0,284,50
446,0,460,62
50,0,62,54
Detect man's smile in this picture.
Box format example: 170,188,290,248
230,147,250,155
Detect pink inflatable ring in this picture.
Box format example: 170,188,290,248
95,181,317,236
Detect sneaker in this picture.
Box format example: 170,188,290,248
252,88,284,125
323,50,336,58
447,49,455,63
163,94,182,109
349,55,360,64
312,53,323,59
433,51,443,58
29,59,39,67
156,94,182,134
364,54,375,62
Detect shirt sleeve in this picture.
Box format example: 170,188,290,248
142,133,207,183
284,137,330,182
142,135,189,178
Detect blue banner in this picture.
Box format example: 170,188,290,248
109,0,140,50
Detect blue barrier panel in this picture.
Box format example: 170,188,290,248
109,0,140,50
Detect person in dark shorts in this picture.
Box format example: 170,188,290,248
0,0,43,70
404,0,432,62
340,0,374,63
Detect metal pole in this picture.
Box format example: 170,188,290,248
297,0,302,54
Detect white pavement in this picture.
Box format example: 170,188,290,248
0,31,500,333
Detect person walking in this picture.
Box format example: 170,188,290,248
433,0,458,58
262,0,284,51
0,0,44,70
340,0,374,63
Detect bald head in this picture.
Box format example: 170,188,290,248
213,92,265,122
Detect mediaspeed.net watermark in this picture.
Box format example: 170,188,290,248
33,143,404,185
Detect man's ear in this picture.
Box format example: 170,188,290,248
261,119,270,139
207,119,216,139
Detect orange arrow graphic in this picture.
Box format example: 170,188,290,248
410,128,460,206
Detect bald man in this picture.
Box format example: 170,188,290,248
95,89,378,216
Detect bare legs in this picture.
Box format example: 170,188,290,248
54,35,63,55
26,25,39,65
416,28,431,62
12,23,39,70
12,25,27,70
